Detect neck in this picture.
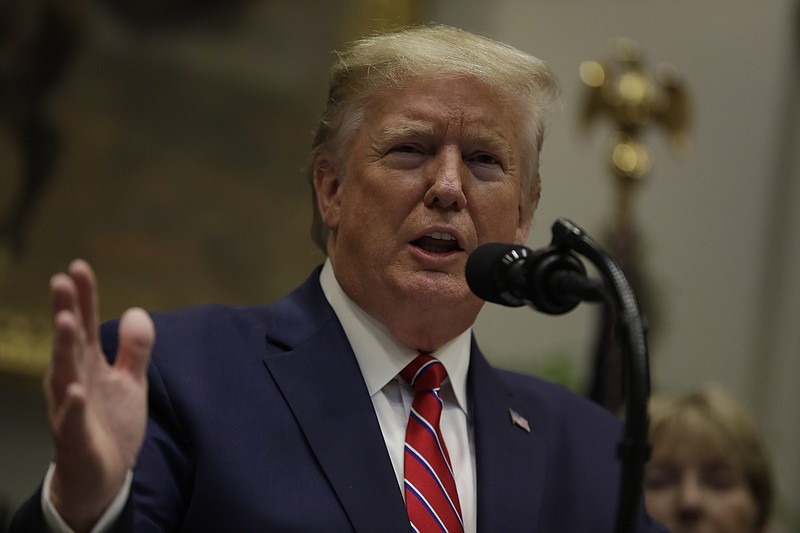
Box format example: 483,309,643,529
382,309,476,353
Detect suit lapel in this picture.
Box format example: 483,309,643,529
261,280,409,533
469,346,547,531
260,272,548,531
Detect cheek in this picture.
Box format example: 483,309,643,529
643,491,675,521
472,191,523,240
713,491,761,528
341,179,413,230
335,180,412,257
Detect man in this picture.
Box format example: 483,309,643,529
11,25,665,532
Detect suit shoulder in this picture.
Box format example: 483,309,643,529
99,303,272,351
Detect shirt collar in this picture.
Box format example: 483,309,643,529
319,259,471,416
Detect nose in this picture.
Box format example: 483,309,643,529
676,476,705,524
423,147,467,210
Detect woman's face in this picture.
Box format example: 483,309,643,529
644,438,764,533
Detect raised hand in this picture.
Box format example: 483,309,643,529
44,259,154,532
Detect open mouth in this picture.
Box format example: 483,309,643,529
411,232,463,254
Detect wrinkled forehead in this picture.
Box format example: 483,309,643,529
362,76,528,145
368,75,518,107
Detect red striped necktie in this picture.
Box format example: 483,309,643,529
401,354,464,533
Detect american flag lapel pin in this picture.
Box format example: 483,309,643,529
508,408,531,433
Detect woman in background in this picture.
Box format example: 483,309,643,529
645,385,774,533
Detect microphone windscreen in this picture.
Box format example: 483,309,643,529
465,243,523,305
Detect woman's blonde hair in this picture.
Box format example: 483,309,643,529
307,24,559,252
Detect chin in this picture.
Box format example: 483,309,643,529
406,277,481,314
400,269,463,294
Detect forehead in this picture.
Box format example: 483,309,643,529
651,424,741,467
362,76,525,145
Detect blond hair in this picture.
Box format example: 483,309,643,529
307,24,559,252
648,385,774,528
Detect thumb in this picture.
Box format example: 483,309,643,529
116,307,154,379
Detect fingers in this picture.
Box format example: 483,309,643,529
50,272,77,322
48,307,81,408
116,307,154,381
69,259,100,345
54,382,89,448
46,259,102,412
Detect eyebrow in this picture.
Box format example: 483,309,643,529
465,123,515,156
376,120,515,156
376,122,437,144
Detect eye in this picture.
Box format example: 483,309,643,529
643,466,679,491
382,143,428,169
392,144,422,154
465,151,507,182
466,152,501,166
702,466,741,491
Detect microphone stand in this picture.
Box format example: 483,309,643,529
548,218,652,533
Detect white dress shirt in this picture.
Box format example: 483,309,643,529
319,261,477,533
42,260,478,532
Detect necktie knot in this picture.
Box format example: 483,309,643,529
401,354,446,393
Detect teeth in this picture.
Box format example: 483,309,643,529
427,232,456,241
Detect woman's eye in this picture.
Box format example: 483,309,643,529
643,467,678,490
702,469,740,491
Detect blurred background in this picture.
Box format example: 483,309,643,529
1,0,798,531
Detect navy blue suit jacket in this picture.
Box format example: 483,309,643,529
12,268,665,532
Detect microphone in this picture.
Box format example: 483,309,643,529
465,242,606,315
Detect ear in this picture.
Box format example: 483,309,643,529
313,155,342,231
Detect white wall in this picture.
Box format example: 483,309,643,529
430,1,800,530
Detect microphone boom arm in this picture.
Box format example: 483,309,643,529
465,219,653,533
550,218,652,533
